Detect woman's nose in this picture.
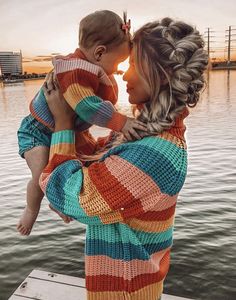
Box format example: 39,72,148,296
123,70,129,82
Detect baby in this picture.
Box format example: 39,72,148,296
17,10,146,235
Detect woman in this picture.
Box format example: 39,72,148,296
41,17,208,300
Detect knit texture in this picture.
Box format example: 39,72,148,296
30,48,127,132
39,109,189,300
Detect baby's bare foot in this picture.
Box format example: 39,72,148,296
17,207,39,236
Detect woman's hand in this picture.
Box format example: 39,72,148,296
43,72,76,131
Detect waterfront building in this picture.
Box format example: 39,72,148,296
0,51,23,76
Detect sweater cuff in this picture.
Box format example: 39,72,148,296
106,112,127,132
50,130,76,159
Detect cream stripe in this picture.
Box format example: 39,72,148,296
86,249,169,280
54,58,113,86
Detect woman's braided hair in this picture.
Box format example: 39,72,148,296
133,17,209,134
79,18,209,161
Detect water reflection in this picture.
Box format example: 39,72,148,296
0,72,236,300
227,70,230,101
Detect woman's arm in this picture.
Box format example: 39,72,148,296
40,129,187,226
41,77,187,226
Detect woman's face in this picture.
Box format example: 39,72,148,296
123,50,150,105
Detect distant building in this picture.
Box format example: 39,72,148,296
0,51,23,76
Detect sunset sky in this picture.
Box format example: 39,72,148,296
1,0,236,73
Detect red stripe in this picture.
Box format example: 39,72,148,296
137,204,176,221
45,154,77,173
88,163,145,218
57,69,117,104
29,102,52,129
75,131,97,155
57,69,99,94
97,84,117,105
86,250,170,292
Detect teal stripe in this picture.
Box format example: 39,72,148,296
75,96,102,122
86,238,173,260
51,130,75,145
134,136,187,170
102,140,187,195
63,170,103,225
87,223,173,245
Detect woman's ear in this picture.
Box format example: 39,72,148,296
94,45,107,61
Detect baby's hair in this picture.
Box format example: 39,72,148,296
79,10,131,50
133,17,209,134
80,17,209,162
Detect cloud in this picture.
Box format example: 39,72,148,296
23,55,53,62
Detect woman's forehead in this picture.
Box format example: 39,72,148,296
129,50,135,64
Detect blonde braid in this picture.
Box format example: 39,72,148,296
131,18,208,134
81,18,209,161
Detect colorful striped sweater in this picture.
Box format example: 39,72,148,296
30,49,127,132
39,109,189,300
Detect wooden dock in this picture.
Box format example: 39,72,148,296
9,269,193,300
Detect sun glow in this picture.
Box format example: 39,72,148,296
118,58,130,74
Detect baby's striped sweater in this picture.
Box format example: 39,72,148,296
40,109,189,300
30,49,127,132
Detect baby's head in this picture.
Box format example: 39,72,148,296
79,10,131,75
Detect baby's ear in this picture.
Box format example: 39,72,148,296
94,45,107,61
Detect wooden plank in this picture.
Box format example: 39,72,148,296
162,294,193,300
29,269,85,287
8,296,33,300
9,269,193,300
9,270,86,300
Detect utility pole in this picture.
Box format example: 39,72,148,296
225,26,236,66
204,28,215,60
227,26,231,65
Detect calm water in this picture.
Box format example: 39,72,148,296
0,72,236,300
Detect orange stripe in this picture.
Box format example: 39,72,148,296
57,69,99,94
86,249,170,279
81,168,124,224
88,160,145,217
87,281,163,300
49,143,76,159
63,84,94,110
127,215,175,233
106,111,127,131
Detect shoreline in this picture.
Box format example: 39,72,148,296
0,77,46,83
212,66,236,70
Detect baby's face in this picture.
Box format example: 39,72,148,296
100,41,130,75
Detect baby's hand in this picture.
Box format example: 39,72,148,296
121,117,147,141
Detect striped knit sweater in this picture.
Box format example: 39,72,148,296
30,48,127,132
39,108,189,300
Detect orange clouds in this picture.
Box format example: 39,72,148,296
22,55,55,74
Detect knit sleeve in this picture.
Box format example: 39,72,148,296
74,130,115,156
39,130,187,225
56,68,127,132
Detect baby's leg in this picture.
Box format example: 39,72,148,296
17,146,49,235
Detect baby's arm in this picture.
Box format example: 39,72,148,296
54,65,146,139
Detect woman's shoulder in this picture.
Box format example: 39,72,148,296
131,131,187,152
105,131,187,164
102,132,187,196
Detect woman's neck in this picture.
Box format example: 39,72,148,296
167,107,189,139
